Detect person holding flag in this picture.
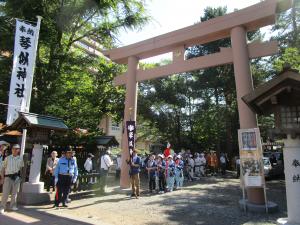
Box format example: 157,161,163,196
126,149,141,198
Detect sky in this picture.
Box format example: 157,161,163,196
117,0,271,63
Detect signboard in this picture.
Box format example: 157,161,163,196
238,128,265,187
6,19,40,125
125,120,136,156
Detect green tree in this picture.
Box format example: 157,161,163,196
270,0,300,72
185,7,262,155
0,0,149,131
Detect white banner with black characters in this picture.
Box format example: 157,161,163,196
126,120,136,157
6,18,41,125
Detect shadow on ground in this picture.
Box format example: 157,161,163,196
147,178,287,225
0,207,93,225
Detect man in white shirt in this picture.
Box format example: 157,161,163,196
84,153,94,173
0,144,24,214
99,150,113,194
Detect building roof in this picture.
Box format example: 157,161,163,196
95,136,119,147
10,112,69,131
242,68,300,115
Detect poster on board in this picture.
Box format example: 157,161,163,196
238,128,265,187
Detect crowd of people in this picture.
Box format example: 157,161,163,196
0,145,79,213
0,142,241,213
43,148,237,199
138,150,235,195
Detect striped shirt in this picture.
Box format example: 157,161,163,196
2,155,24,175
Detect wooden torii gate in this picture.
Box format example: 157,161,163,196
104,0,292,205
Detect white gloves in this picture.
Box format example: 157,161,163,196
72,178,77,184
54,178,58,186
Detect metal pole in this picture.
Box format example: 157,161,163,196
241,165,247,212
20,128,27,157
264,184,268,214
25,15,42,112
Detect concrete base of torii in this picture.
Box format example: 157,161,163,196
277,135,300,225
239,199,278,213
18,144,51,205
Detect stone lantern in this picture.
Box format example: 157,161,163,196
243,67,300,225
9,112,68,204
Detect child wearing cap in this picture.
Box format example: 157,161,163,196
156,154,166,194
166,155,175,192
175,155,184,189
146,154,157,193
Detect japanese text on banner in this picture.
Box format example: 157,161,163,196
6,19,40,125
126,121,136,157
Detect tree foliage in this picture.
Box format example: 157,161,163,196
0,0,149,134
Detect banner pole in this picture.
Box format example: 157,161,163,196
20,16,42,157
24,15,42,112
20,128,27,157
129,107,133,121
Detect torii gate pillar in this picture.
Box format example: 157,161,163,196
231,26,264,204
120,56,139,188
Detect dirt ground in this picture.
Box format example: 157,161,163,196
9,173,287,225
0,171,287,225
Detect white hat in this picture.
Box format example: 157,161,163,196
167,155,173,159
177,155,182,159
158,154,164,159
12,144,20,149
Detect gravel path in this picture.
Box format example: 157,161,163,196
1,174,288,225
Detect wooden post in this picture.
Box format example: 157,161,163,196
120,56,139,188
231,26,265,205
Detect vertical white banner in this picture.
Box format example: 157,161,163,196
6,18,41,125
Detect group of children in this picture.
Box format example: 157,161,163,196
145,154,184,193
144,150,230,193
